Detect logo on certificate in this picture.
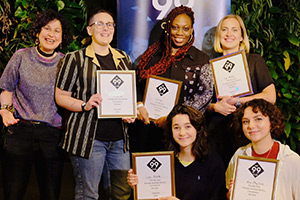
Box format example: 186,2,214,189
147,157,162,172
249,162,264,178
223,60,235,73
156,83,169,96
110,75,124,89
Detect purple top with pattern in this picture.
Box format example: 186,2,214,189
0,47,63,127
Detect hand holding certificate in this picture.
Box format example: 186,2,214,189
230,155,278,200
210,50,253,98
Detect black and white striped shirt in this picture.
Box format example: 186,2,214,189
56,45,132,158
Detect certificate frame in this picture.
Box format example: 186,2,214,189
230,155,279,200
132,151,176,200
210,50,253,98
97,70,137,118
143,75,182,121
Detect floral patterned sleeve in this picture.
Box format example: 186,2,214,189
182,63,214,113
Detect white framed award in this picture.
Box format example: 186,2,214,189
143,75,182,120
210,50,253,97
132,151,176,200
230,155,279,200
97,70,137,118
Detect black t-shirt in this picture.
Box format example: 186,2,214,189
95,52,123,141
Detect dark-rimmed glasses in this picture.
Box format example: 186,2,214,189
89,21,116,30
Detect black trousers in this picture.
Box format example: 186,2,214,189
2,121,63,200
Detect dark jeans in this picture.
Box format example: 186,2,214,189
2,121,63,200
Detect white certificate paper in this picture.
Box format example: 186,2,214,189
210,50,253,97
97,70,137,118
132,152,176,200
231,155,278,200
143,75,182,120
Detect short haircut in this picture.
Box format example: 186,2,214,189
87,8,114,26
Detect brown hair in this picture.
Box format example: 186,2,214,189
233,99,285,139
164,104,209,160
137,5,195,80
30,9,71,49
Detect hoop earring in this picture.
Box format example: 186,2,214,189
35,38,39,46
161,22,167,30
188,34,193,43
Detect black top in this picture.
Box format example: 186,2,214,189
175,151,226,200
136,46,213,113
95,52,123,141
206,53,275,165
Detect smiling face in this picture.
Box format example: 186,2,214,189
242,107,273,146
87,12,114,48
172,114,197,151
220,18,243,55
170,14,193,53
37,19,62,54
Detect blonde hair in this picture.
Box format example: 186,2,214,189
214,14,250,53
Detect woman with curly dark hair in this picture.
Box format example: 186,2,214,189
0,9,71,200
226,99,300,199
130,5,213,153
128,105,226,200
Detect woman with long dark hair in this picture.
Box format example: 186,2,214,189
130,5,213,152
128,104,226,200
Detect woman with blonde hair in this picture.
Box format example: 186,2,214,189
206,14,276,165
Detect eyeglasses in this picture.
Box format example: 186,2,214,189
89,21,116,30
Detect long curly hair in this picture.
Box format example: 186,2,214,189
30,9,72,49
164,104,209,160
233,99,285,139
137,5,195,80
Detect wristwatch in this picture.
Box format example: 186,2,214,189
81,102,87,112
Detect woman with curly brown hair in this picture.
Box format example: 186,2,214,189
0,9,71,200
130,5,213,152
226,99,300,200
128,104,226,200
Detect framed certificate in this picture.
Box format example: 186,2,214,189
132,151,176,200
143,75,182,120
97,70,137,118
210,50,253,98
230,155,279,200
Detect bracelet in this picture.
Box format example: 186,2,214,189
1,104,14,113
137,103,144,108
